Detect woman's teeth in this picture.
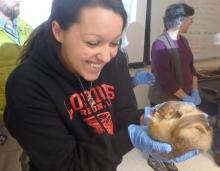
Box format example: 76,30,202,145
91,63,102,69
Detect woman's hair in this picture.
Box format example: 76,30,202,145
20,0,127,61
163,3,194,30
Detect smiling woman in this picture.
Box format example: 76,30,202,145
51,6,123,81
3,0,142,170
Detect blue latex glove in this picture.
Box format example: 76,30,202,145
183,95,197,105
128,125,172,155
151,148,199,163
143,107,151,125
143,102,166,125
191,89,201,105
168,149,199,163
133,70,155,86
128,125,199,163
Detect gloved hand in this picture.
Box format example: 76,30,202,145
183,95,196,105
151,148,199,163
191,89,201,105
128,125,172,156
168,149,199,163
143,102,166,125
128,125,199,163
132,70,155,86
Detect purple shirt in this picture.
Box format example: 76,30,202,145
151,37,196,95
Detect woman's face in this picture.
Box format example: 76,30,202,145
180,16,193,33
52,6,123,81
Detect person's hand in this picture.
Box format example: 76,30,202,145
128,125,172,156
168,149,199,163
151,148,199,163
128,125,199,163
143,102,166,125
132,70,155,86
183,95,196,105
191,89,201,105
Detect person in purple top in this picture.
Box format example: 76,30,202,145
134,3,201,171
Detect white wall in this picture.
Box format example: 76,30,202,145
20,0,52,28
122,0,147,63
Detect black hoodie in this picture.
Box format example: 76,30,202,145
4,34,143,171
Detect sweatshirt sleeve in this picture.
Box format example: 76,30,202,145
4,63,134,171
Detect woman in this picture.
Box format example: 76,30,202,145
4,1,198,170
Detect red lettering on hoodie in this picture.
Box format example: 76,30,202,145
101,84,115,100
65,84,114,118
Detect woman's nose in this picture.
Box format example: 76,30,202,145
97,46,112,63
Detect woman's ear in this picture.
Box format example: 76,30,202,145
51,21,64,43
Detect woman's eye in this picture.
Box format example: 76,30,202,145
86,41,99,46
85,40,120,47
110,41,120,47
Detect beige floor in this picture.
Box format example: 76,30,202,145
117,149,220,171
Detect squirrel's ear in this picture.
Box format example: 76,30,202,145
194,125,207,134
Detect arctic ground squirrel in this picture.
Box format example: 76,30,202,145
147,101,213,159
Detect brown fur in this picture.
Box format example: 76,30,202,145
147,101,213,159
